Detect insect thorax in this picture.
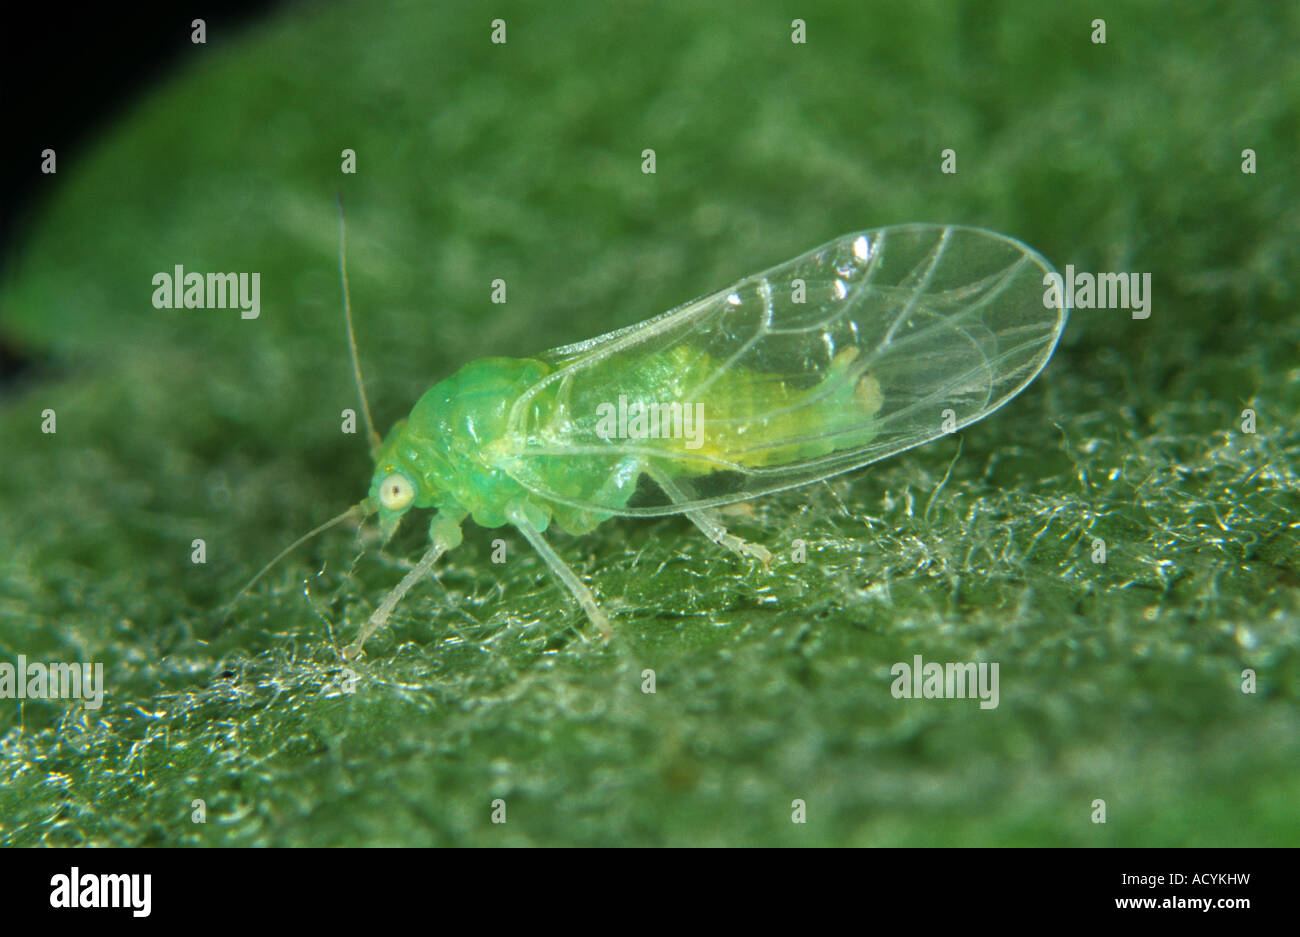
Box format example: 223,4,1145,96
368,356,553,530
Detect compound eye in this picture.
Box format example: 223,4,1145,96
378,473,415,511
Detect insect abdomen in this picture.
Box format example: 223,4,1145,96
648,344,883,472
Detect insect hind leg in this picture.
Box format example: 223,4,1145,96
645,466,772,566
506,503,612,638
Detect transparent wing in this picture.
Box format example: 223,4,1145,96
500,224,1069,517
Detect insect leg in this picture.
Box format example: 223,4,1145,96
342,540,447,660
505,503,612,638
645,465,772,566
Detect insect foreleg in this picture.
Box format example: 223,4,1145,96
505,502,612,638
645,465,772,566
342,517,463,660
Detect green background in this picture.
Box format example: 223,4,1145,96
2,0,1297,845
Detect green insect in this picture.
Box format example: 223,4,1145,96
238,221,1068,659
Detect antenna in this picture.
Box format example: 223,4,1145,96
227,501,374,609
337,194,382,452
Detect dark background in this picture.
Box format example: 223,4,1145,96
3,3,280,273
